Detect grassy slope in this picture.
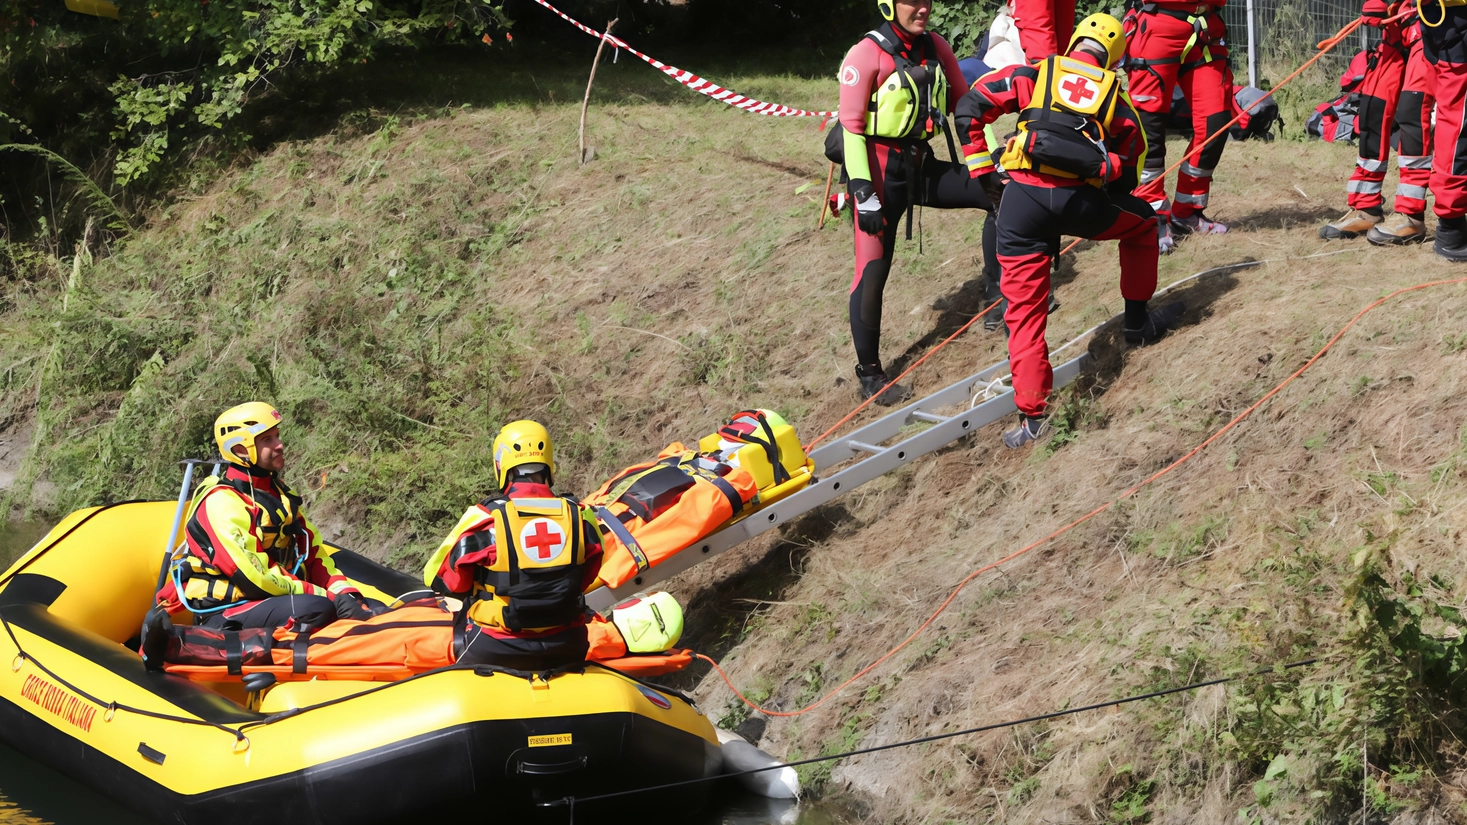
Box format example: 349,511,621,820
3,51,1467,822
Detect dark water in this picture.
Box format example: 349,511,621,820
0,521,851,825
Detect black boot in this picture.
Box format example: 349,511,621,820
982,267,1006,332
855,363,911,407
1435,216,1467,262
1123,300,1186,345
140,607,174,672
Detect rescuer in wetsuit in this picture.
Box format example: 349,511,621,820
154,402,378,630
424,420,606,671
141,402,382,670
838,0,1000,405
1320,2,1423,240
958,14,1184,448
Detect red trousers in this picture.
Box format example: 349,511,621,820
1422,8,1467,219
1346,32,1413,210
1126,8,1233,220
996,181,1158,417
1013,0,1075,61
1395,39,1434,215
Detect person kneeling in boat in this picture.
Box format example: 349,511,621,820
155,402,381,632
424,419,606,672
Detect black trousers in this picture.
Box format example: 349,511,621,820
201,594,336,633
456,623,590,672
850,141,998,368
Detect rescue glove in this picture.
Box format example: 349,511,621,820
334,591,375,621
848,179,884,235
1098,151,1125,184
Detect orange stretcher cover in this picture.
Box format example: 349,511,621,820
163,607,693,682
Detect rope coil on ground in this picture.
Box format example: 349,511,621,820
715,276,1467,718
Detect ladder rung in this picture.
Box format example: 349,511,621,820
847,440,886,455
908,411,944,424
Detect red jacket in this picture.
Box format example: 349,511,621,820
957,51,1148,191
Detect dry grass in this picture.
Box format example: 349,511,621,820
682,135,1467,822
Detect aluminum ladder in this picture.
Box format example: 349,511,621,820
585,351,1089,611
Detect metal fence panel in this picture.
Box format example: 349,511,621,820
1220,0,1377,86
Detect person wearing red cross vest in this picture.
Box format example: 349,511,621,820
837,0,1000,405
424,419,605,671
1320,4,1424,241
1123,0,1234,251
958,14,1184,448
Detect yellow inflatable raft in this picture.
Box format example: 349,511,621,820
0,501,721,823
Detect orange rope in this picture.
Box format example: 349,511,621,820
809,14,1379,452
707,277,1467,718
804,298,1001,450
1051,12,1382,259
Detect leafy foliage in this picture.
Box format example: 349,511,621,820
100,0,510,184
928,0,1126,55
1226,540,1467,820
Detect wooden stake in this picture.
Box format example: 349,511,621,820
579,18,618,167
817,161,836,230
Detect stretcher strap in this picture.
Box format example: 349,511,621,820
529,0,836,118
707,476,744,517
225,632,243,676
293,633,310,675
595,507,649,573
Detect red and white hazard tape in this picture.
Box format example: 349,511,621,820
530,0,837,118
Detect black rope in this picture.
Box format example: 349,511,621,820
1,611,248,741
539,658,1321,811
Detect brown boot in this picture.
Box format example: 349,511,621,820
1319,209,1383,240
1365,213,1427,246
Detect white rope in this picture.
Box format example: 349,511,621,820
969,249,1360,409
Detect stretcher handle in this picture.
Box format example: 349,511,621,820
143,459,229,643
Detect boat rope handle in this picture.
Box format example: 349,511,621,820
804,8,1402,453
10,654,23,672
0,611,249,740
711,276,1467,718
232,735,250,754
104,703,116,723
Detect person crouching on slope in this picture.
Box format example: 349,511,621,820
153,402,380,632
424,420,605,671
957,14,1184,449
838,0,1001,405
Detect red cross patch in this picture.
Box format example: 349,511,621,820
519,518,566,563
1059,74,1099,107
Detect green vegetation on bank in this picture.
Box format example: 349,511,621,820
0,61,847,568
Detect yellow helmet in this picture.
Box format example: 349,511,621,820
612,591,684,653
493,419,555,490
214,402,283,467
876,0,894,21
1069,13,1127,70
